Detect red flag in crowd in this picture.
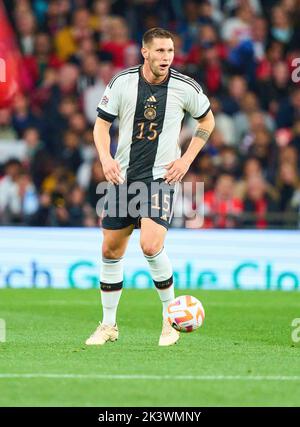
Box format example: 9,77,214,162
0,0,21,108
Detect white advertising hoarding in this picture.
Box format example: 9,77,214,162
0,227,299,290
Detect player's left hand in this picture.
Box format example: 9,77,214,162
164,158,190,184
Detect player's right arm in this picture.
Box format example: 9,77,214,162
93,117,124,184
94,75,124,185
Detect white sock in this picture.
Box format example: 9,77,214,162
157,285,175,318
101,289,122,326
144,247,174,318
100,257,123,326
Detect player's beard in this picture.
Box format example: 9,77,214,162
149,60,169,79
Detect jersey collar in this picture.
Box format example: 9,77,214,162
139,64,170,86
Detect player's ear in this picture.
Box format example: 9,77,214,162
141,46,148,60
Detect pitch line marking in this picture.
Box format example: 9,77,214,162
0,374,300,381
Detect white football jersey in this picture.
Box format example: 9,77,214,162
97,65,210,182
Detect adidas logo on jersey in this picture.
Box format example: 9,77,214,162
146,95,157,102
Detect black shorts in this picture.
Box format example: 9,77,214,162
101,179,176,230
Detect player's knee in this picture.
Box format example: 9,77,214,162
102,244,123,260
140,240,162,257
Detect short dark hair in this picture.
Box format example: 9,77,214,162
142,27,174,46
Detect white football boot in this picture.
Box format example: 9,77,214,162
85,322,118,345
159,318,180,346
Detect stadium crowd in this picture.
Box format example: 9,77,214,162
0,0,300,229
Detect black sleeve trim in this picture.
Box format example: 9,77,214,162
97,107,117,123
193,106,211,120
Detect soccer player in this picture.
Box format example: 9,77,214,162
86,28,215,346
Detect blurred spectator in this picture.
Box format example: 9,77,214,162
41,67,80,154
234,92,275,144
46,0,72,35
276,88,300,129
217,147,241,178
55,7,94,61
11,93,40,137
276,161,300,213
278,145,298,167
234,156,278,200
251,16,268,62
22,32,62,90
221,4,253,44
223,4,257,84
0,108,18,140
29,192,52,226
17,170,39,221
291,119,300,154
242,175,280,229
233,91,260,142
256,40,285,82
46,63,80,113
221,75,248,115
69,112,88,138
29,67,58,114
83,60,115,123
270,5,294,45
172,34,188,72
247,128,276,179
187,24,226,84
22,127,53,189
206,128,227,156
47,183,95,227
69,36,98,67
0,162,38,225
203,174,243,228
239,111,275,160
172,171,204,229
77,53,99,93
234,157,263,199
209,97,236,146
177,0,201,52
258,61,292,113
193,152,216,190
65,184,86,227
100,16,138,69
90,0,112,33
41,164,74,195
0,159,22,223
15,9,36,55
59,130,83,174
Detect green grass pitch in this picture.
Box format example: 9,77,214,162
0,289,300,407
